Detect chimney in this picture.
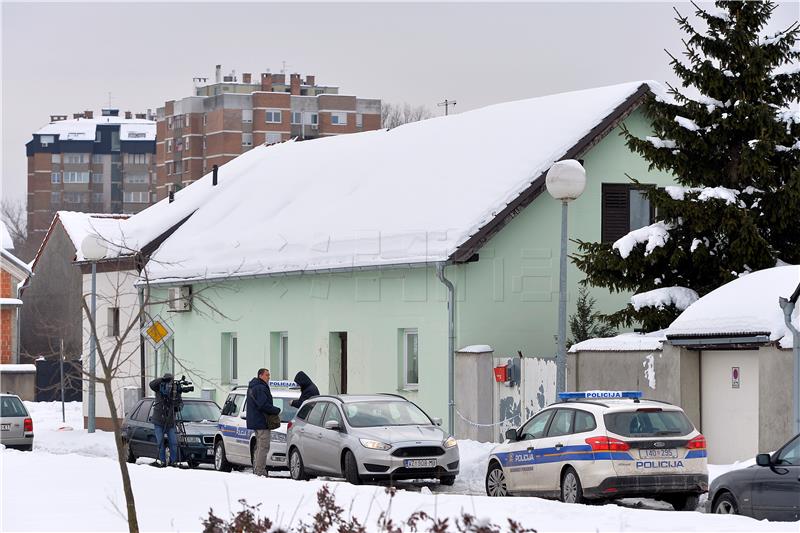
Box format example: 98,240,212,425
215,64,222,83
290,73,301,95
212,165,219,186
135,113,146,119
50,115,67,122
243,72,252,84
124,111,132,119
260,73,273,92
85,110,94,119
73,113,84,119
305,75,315,86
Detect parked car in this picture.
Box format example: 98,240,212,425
287,394,459,485
0,393,33,451
121,397,221,467
485,391,708,510
213,381,300,472
707,433,800,521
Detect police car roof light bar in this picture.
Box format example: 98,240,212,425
558,391,642,400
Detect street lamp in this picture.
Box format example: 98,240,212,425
81,233,107,433
545,160,587,395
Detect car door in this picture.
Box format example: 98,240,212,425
126,401,149,457
751,435,800,521
139,401,159,459
231,394,251,463
532,408,575,493
317,402,347,475
504,409,555,492
300,402,329,471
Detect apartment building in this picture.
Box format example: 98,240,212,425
155,66,382,198
25,109,156,246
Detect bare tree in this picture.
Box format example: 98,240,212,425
1,198,27,249
381,102,434,129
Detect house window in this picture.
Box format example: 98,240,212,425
291,112,302,125
231,334,238,382
111,131,120,151
95,130,102,142
123,191,149,203
41,135,55,147
51,153,60,164
63,192,82,203
50,192,60,204
92,193,103,204
601,183,654,243
203,113,207,126
92,154,103,164
92,172,103,183
167,117,173,129
125,153,147,164
51,172,61,183
265,133,282,145
306,113,318,125
402,328,419,389
280,332,288,380
242,110,253,123
167,139,172,153
64,153,86,164
242,133,253,146
124,174,148,184
356,114,363,128
265,110,282,123
107,307,120,337
64,171,90,183
331,112,347,125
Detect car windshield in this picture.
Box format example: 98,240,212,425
0,396,28,418
343,400,431,427
179,401,221,422
604,409,694,438
273,397,299,423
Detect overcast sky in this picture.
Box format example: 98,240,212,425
2,1,798,206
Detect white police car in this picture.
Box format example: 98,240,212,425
212,381,300,473
485,391,708,510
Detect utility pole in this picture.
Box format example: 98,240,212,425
437,99,457,116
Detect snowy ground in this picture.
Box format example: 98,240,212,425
1,402,795,532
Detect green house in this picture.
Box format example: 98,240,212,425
139,81,677,434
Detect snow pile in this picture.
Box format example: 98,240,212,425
645,136,676,149
665,185,742,206
120,123,156,141
674,116,700,131
631,287,699,312
438,439,495,495
613,221,672,259
668,265,799,348
55,211,130,261
643,354,656,389
24,401,117,458
138,81,660,282
570,330,667,352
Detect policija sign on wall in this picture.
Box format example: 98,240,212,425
731,366,740,389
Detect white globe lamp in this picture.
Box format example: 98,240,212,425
81,233,108,261
546,159,587,201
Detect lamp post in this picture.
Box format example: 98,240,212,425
81,234,108,433
545,160,587,395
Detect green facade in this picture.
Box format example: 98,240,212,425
146,109,675,428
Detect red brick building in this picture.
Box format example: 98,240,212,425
156,66,382,199
1,230,32,364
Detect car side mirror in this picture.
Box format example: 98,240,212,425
756,453,772,467
432,417,442,426
324,420,340,431
505,428,518,441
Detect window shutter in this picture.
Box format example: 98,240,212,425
602,184,630,243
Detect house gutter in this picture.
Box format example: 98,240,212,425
779,282,800,434
435,262,455,436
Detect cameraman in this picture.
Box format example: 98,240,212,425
149,373,182,467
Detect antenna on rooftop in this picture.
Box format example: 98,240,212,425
437,98,457,116
281,60,290,74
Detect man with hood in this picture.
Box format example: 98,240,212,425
149,373,181,467
291,371,320,408
246,368,281,476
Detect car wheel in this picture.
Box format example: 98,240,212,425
561,467,584,504
125,440,135,464
289,448,309,481
343,450,362,485
667,493,699,511
439,475,456,486
712,493,739,515
485,462,508,497
214,440,232,473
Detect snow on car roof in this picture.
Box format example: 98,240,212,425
139,81,656,283
551,398,684,412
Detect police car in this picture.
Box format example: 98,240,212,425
485,391,708,510
213,381,301,472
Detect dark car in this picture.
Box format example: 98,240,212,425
121,397,221,467
707,433,800,521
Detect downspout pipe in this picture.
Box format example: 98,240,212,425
780,281,800,434
15,275,33,364
436,262,455,436
138,284,146,399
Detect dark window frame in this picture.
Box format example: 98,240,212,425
601,183,656,243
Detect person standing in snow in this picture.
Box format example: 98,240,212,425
246,368,281,477
149,373,182,467
290,371,320,408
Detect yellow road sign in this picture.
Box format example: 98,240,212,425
141,315,173,350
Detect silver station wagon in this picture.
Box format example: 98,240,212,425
286,394,459,485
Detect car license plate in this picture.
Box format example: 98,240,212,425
1,424,9,431
638,448,677,459
404,459,437,468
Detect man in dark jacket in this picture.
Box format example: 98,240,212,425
149,373,182,467
247,368,281,476
290,371,320,408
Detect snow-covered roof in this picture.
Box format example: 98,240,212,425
35,117,155,142
0,220,13,250
668,266,799,349
141,81,654,283
55,212,130,261
569,331,667,353
457,345,494,353
1,247,32,277
0,364,36,373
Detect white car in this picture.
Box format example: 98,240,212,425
213,381,300,472
485,391,708,510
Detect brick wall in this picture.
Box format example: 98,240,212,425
0,308,13,363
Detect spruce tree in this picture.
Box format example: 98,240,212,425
574,0,800,331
